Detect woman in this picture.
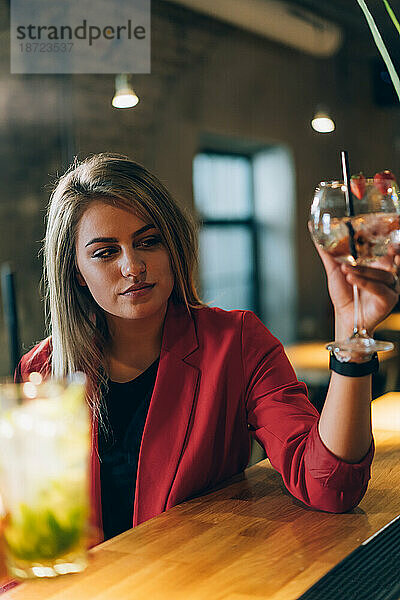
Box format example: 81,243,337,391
16,153,400,542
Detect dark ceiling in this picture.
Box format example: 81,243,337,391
286,0,400,60
287,0,395,28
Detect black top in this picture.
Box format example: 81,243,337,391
98,358,159,541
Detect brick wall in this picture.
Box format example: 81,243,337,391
0,0,399,374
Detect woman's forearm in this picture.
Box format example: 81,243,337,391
318,316,373,463
310,235,399,466
318,371,372,463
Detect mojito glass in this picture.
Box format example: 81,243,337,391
0,373,90,579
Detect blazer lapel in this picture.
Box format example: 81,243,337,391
133,299,200,526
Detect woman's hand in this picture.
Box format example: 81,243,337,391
313,242,400,339
313,237,400,464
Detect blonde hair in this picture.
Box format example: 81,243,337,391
43,153,205,417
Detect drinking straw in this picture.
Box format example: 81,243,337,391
341,151,358,260
341,150,355,216
1,263,20,376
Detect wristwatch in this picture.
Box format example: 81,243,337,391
329,351,379,377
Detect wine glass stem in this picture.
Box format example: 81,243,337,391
352,284,367,337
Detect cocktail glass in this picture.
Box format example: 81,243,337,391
0,373,90,579
309,178,400,357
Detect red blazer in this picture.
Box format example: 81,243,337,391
17,300,374,541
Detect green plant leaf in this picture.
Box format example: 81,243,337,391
357,0,400,101
383,0,400,36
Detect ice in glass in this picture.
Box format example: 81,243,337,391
0,373,90,579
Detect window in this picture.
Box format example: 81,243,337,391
193,146,296,343
193,153,258,313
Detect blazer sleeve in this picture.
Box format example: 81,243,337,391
14,338,52,383
242,310,374,513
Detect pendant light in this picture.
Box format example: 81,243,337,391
311,105,335,133
112,74,139,109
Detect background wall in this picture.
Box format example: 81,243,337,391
0,0,399,374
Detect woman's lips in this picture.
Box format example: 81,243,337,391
121,284,155,298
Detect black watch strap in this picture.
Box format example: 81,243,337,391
329,352,379,377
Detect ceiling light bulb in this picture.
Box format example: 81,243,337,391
311,107,335,133
112,74,139,109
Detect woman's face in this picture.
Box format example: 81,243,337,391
75,200,175,323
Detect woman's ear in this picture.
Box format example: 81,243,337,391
75,266,87,287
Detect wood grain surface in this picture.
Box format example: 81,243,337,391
1,393,400,600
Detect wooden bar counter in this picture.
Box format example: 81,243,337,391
1,393,400,599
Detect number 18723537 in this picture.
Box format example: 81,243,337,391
19,42,74,53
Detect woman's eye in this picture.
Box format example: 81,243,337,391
92,236,162,258
136,236,162,248
93,248,117,259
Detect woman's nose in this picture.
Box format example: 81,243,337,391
120,249,146,278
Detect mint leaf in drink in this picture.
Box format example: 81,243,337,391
5,501,88,561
